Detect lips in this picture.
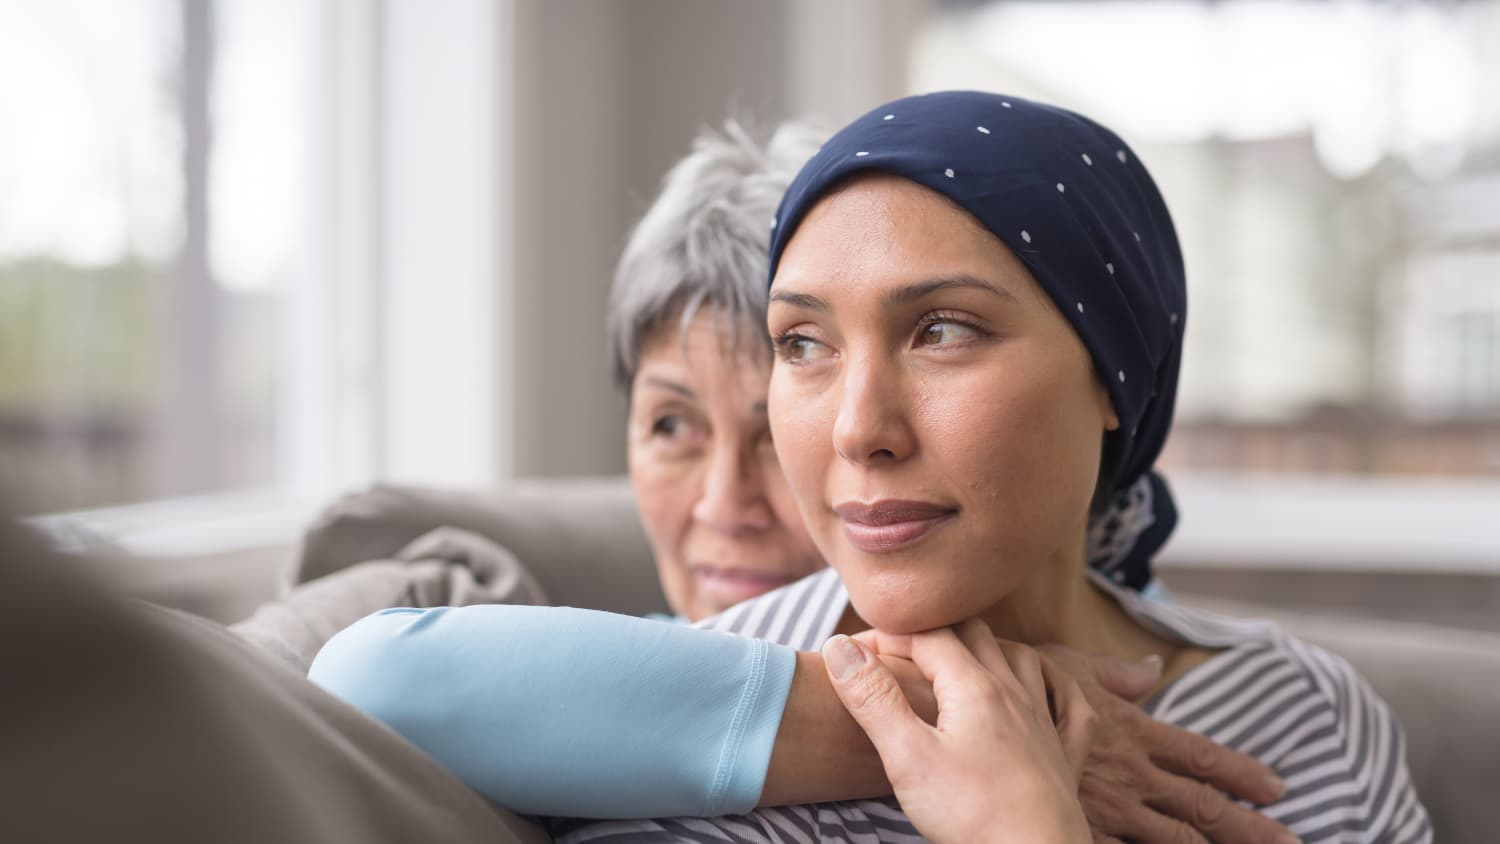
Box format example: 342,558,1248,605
833,499,956,553
690,564,800,606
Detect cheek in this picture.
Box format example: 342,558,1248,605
935,363,1102,530
760,450,823,568
768,371,834,508
627,444,695,586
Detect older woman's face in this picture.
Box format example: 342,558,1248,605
628,312,824,621
766,174,1118,634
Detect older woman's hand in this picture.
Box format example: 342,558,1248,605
1034,644,1296,844
858,632,1297,844
823,619,1093,844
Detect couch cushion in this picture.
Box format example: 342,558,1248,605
297,478,665,617
1181,595,1500,844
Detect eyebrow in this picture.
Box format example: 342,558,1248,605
767,290,829,312
641,378,769,416
769,273,1018,312
882,274,1018,307
640,376,695,400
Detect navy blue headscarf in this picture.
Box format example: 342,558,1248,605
767,91,1184,591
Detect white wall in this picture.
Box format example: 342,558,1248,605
499,0,924,478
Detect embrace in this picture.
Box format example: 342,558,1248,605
312,92,1430,844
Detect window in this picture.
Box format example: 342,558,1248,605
2,0,508,534
912,0,1500,575
0,0,315,515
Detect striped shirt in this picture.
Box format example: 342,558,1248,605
549,568,1432,843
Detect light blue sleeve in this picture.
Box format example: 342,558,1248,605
308,605,796,818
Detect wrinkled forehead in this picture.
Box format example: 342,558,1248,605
635,305,772,387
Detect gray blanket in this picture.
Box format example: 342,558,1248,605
231,526,548,672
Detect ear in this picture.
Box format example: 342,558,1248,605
1094,380,1121,432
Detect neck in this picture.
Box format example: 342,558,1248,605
977,532,1166,663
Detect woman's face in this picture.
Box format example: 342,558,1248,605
767,174,1119,634
628,311,825,621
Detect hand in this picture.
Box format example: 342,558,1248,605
1035,644,1297,844
823,619,1093,844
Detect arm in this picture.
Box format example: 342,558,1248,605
311,603,1289,835
759,651,935,805
310,605,794,818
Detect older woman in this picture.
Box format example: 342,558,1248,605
314,116,1294,842
553,92,1430,843
608,119,827,620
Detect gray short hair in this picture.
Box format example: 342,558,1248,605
608,119,826,390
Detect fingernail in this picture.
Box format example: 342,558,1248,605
1278,832,1300,844
1138,653,1164,678
1266,774,1288,799
825,634,866,680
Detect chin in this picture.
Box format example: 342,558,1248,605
846,582,969,634
832,549,969,631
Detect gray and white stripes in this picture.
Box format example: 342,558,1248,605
551,569,1430,843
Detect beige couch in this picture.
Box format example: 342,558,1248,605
298,478,1500,843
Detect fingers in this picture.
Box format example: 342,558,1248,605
822,634,929,765
905,624,1001,691
1117,807,1212,844
1038,643,1163,701
1145,769,1299,844
854,628,912,660
953,619,1027,690
992,639,1048,721
1040,656,1097,784
855,621,1055,728
1143,719,1285,805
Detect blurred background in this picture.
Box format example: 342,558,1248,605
3,0,1497,626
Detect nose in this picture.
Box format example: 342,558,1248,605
691,441,774,535
832,352,915,466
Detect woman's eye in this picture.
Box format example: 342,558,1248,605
917,320,981,348
773,332,832,363
646,414,706,455
651,415,685,438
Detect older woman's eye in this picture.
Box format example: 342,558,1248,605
916,319,982,348
646,414,707,456
652,415,685,438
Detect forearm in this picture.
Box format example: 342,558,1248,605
310,605,795,818
759,651,935,806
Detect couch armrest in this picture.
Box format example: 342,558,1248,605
297,477,667,617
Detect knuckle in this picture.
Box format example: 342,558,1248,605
1188,736,1221,777
1076,777,1130,827
845,672,901,714
976,682,1011,711
1190,783,1228,828
1075,702,1100,735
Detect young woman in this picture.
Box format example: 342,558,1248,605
548,92,1431,843
313,110,1306,843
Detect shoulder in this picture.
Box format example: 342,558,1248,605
1153,628,1431,843
694,568,846,649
